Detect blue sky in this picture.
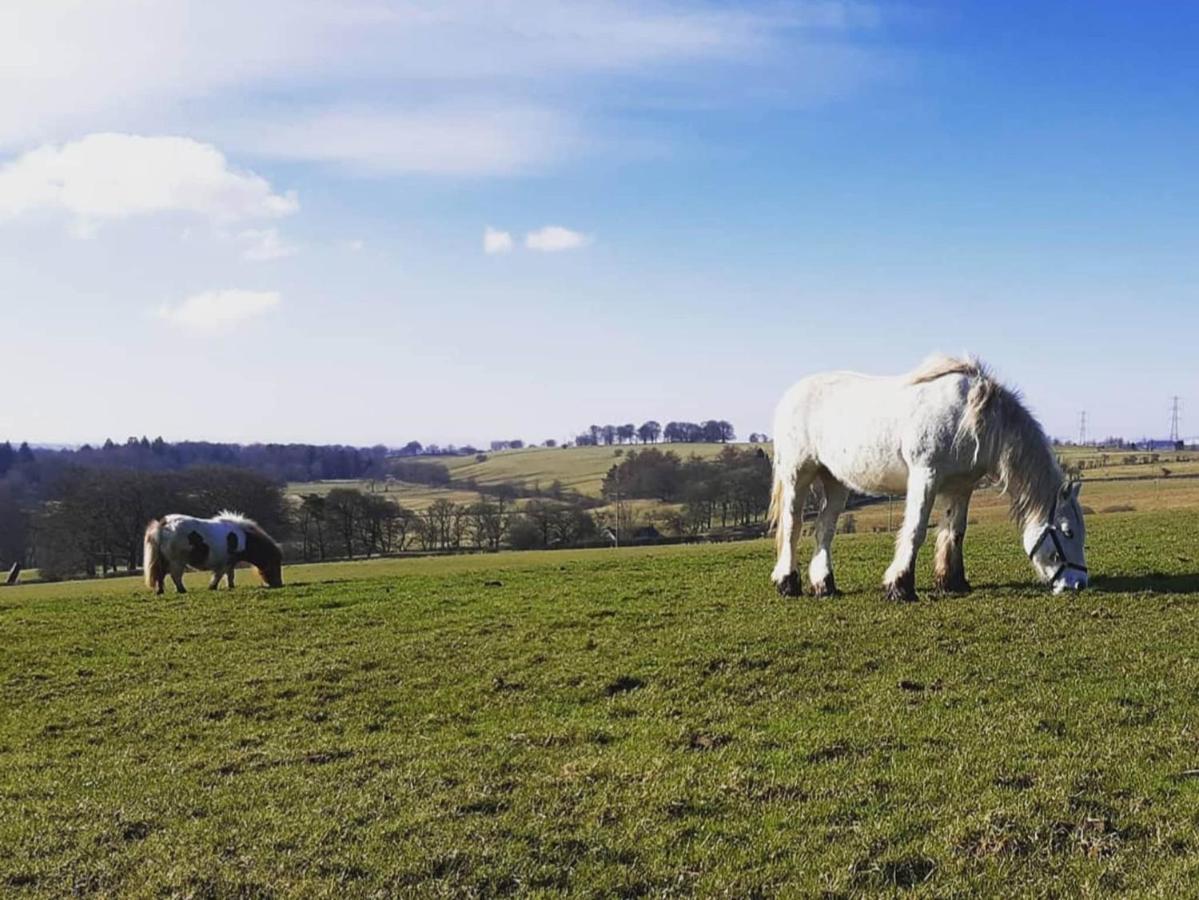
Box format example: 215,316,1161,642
1,1,1196,446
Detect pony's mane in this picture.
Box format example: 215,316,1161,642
911,355,1063,528
217,509,255,526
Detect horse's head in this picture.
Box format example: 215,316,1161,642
1024,480,1087,593
256,552,284,589
243,526,284,588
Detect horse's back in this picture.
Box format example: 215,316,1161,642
773,367,974,494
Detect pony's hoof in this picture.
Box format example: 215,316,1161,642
775,572,802,598
883,583,918,603
811,574,840,598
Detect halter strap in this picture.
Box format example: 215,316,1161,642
1027,492,1088,584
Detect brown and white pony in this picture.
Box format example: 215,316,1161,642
144,510,283,594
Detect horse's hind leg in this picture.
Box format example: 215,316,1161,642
771,462,817,597
883,466,938,602
226,566,236,590
810,473,849,597
170,562,187,594
208,570,222,590
933,489,973,594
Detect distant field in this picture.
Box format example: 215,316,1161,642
1057,446,1199,479
4,512,1199,895
283,445,1199,545
441,442,752,497
287,478,485,510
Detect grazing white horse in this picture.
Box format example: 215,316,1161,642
769,356,1087,601
144,511,283,594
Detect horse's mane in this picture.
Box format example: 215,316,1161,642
910,354,1063,528
908,353,989,385
217,510,281,549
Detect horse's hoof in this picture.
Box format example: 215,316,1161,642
883,583,918,603
933,577,972,595
811,574,840,598
775,572,802,598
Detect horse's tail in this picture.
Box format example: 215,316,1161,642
767,461,786,552
144,520,164,589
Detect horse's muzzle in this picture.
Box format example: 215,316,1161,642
1053,572,1088,594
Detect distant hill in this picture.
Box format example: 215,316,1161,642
440,442,770,498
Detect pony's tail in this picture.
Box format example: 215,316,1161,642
144,520,164,589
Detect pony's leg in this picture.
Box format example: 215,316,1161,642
883,467,938,602
809,474,849,597
226,566,236,589
933,490,973,594
170,562,187,594
208,570,221,590
771,463,818,597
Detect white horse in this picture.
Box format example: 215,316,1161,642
768,356,1087,601
144,511,283,594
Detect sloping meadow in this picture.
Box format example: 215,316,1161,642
2,512,1199,896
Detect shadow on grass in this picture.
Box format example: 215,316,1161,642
1088,573,1199,595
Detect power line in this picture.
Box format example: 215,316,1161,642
1169,396,1181,444
1078,410,1087,445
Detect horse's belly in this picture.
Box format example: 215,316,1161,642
828,461,908,496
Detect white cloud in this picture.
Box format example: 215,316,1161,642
238,227,298,262
0,134,297,233
156,289,281,333
341,239,365,252
483,226,514,255
525,225,591,252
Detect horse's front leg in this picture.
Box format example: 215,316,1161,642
883,467,938,602
933,489,973,594
208,570,222,590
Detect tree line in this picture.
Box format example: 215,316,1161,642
574,420,743,447
0,435,777,580
601,445,773,532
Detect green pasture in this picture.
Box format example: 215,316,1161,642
4,509,1199,896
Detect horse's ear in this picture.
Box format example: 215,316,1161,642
1064,480,1081,499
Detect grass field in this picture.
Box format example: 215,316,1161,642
441,443,745,497
286,445,1199,536
4,508,1199,896
287,479,487,511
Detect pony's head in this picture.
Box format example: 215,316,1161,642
242,523,284,588
1023,481,1087,593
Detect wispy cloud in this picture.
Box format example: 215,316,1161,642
0,133,296,234
238,227,298,262
156,289,281,333
525,225,591,252
483,226,514,255
231,105,578,177
0,1,890,175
